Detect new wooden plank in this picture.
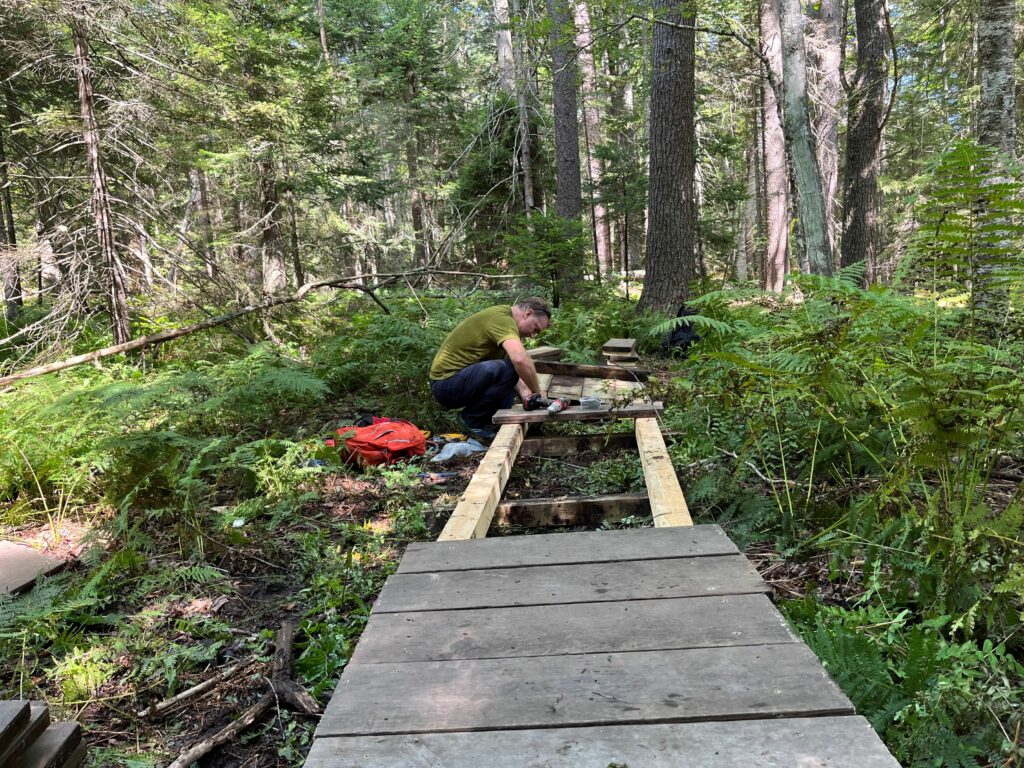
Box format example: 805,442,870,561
306,716,899,767
635,417,692,527
527,346,564,361
533,360,648,382
493,492,649,528
20,722,82,768
601,338,637,355
0,542,64,594
399,524,738,573
534,372,552,393
437,424,524,541
379,554,764,612
545,375,583,400
350,593,796,664
0,701,29,753
0,703,50,767
316,642,853,736
492,401,662,424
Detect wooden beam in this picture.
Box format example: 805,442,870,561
602,338,637,355
635,417,692,527
494,493,650,528
437,424,525,541
527,346,564,361
533,360,648,382
493,402,662,424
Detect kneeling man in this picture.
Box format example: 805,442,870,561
429,297,551,440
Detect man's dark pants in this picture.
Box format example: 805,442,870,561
430,359,517,429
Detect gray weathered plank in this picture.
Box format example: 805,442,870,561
377,554,765,613
351,593,797,664
316,643,853,737
20,721,82,768
399,524,737,573
0,542,64,594
533,360,649,382
493,401,662,424
306,715,899,767
0,700,29,752
0,703,50,767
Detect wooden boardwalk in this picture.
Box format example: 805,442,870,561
305,524,898,766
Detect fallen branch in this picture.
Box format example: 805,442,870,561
165,622,319,768
137,657,256,720
1,266,520,388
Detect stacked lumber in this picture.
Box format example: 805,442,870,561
601,338,639,369
0,701,86,768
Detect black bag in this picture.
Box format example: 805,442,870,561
662,304,700,357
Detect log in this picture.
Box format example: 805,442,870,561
136,658,256,719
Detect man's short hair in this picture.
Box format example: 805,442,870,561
516,297,551,318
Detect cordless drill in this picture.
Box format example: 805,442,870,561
524,393,569,414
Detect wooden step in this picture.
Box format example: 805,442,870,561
0,542,64,595
601,338,637,355
19,721,82,768
0,703,50,767
0,702,29,752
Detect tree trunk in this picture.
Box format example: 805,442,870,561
977,0,1015,156
286,187,303,287
494,0,516,93
72,14,131,344
406,134,428,269
638,0,697,313
547,0,582,222
573,0,612,276
192,168,217,279
256,157,287,295
0,119,21,320
807,0,842,253
840,0,888,281
778,0,833,276
760,0,790,291
510,0,536,214
317,0,331,63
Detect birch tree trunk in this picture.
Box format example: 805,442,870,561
71,12,131,344
638,0,697,313
807,0,842,253
573,0,612,276
760,0,790,291
494,0,516,93
778,0,833,276
840,0,888,281
547,0,582,222
977,0,1015,156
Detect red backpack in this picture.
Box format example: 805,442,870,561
330,419,427,467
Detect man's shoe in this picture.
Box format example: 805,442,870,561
466,426,497,444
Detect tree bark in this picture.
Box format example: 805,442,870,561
71,13,131,344
760,0,789,292
547,0,582,222
256,157,287,295
806,0,842,253
510,0,536,214
286,187,303,287
573,0,612,276
406,133,429,269
778,0,833,276
494,0,516,92
977,0,1015,156
192,168,217,279
840,0,888,281
0,122,21,320
638,0,697,313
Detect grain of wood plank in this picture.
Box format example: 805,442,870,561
545,375,583,400
526,346,564,361
437,424,524,541
306,716,899,767
379,554,764,612
0,701,28,752
316,643,853,736
635,417,692,527
20,722,82,768
0,542,64,594
492,401,662,424
601,338,637,355
493,492,650,528
350,593,796,664
533,360,648,381
399,524,737,573
534,372,552,393
0,703,50,767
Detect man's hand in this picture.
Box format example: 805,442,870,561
524,393,547,411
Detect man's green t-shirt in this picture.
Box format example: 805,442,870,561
429,306,520,380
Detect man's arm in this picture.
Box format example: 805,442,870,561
501,338,543,401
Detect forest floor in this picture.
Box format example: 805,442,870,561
0,416,859,767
